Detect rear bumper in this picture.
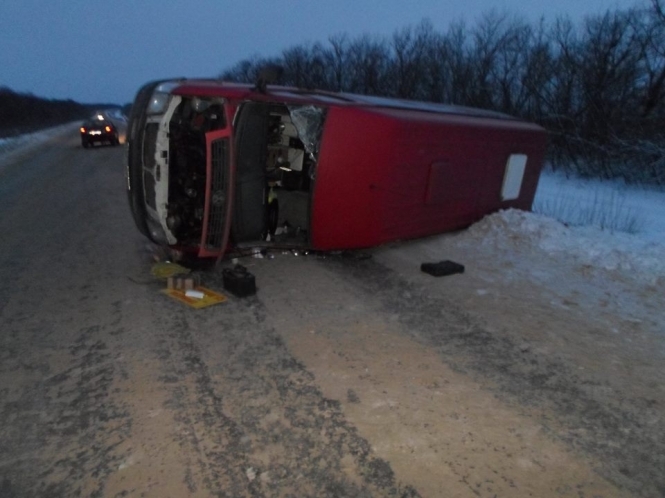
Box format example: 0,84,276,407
81,130,117,142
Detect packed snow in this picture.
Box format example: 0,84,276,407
462,171,665,286
0,123,78,163
469,207,665,285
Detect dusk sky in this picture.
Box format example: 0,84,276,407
1,0,643,105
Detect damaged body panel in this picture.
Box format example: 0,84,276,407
126,79,548,259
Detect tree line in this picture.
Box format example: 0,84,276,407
0,87,128,139
221,0,665,185
0,87,91,138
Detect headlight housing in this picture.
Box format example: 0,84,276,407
146,81,182,115
147,92,170,115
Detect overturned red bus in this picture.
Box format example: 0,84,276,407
126,78,547,259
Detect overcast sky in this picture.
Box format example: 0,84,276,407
0,0,644,105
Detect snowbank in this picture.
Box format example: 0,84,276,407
0,123,78,157
466,208,665,285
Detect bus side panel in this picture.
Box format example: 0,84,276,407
310,107,398,250
378,111,548,241
311,107,548,250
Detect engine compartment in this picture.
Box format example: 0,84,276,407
162,97,325,251
165,97,226,246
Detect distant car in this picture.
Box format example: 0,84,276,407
80,110,126,148
126,77,548,260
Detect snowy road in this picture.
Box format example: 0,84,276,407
0,127,663,497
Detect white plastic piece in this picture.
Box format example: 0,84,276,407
185,290,204,299
501,154,528,201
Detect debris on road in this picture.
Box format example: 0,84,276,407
167,274,200,291
222,265,257,297
420,260,465,277
161,286,227,309
184,289,205,299
151,261,190,279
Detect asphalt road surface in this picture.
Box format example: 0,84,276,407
1,127,663,497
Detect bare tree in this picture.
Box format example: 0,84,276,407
281,46,311,88
579,10,642,137
326,34,350,92
465,11,532,110
520,19,558,121
217,4,665,184
443,21,473,104
488,17,534,115
389,20,437,99
220,56,270,83
346,35,390,95
638,1,665,118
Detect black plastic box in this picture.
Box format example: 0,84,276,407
421,260,465,277
222,265,256,297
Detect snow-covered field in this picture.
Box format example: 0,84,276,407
496,171,665,285
469,172,665,286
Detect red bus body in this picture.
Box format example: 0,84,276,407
126,79,547,257
311,105,546,250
